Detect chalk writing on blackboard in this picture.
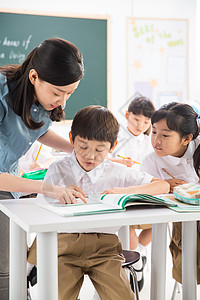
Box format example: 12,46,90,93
0,10,108,120
0,35,32,64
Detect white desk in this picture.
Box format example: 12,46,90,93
0,198,199,300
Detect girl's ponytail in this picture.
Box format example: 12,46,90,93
193,115,200,176
193,144,200,176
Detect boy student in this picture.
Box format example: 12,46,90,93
28,105,169,300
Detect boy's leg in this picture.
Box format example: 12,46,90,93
86,234,134,300
27,234,85,300
89,259,134,300
58,256,84,300
58,233,94,300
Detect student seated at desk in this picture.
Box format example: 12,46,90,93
140,102,200,285
27,105,169,300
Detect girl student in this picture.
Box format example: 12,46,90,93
109,96,155,167
108,96,155,292
140,101,200,284
0,37,86,299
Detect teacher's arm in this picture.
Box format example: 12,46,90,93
38,128,73,153
0,173,86,204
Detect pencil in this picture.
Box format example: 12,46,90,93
34,144,43,163
117,155,140,165
162,168,176,179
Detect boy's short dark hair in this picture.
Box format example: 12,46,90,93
71,105,119,148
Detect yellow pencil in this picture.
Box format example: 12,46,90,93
34,144,43,163
117,155,140,165
162,168,176,179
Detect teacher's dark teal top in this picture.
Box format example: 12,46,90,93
0,73,52,198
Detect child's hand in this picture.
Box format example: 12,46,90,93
119,157,135,168
30,162,44,170
43,184,87,204
166,179,187,193
107,157,135,167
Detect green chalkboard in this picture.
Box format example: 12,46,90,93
0,11,108,120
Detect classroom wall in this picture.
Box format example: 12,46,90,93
195,0,200,100
0,0,198,135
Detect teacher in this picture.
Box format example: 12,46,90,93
0,37,86,299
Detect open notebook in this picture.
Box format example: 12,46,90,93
36,194,178,217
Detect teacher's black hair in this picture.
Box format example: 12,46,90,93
0,37,84,129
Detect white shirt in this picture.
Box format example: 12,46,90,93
111,127,153,165
39,150,153,234
141,137,200,184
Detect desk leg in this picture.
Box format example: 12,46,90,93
182,221,197,300
10,220,27,300
118,226,130,249
150,223,167,300
37,232,58,300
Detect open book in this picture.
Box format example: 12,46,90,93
36,193,177,217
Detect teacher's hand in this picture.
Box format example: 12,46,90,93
42,183,87,204
56,185,87,204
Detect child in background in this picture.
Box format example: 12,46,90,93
27,105,169,300
140,102,200,284
109,96,155,291
109,96,155,167
19,141,56,198
19,141,56,172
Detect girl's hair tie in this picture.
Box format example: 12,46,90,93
196,114,200,120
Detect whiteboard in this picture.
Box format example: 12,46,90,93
127,18,188,108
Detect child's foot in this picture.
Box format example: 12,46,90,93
130,255,147,292
27,265,37,287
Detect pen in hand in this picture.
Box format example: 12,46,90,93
34,144,43,163
162,168,176,179
117,155,140,165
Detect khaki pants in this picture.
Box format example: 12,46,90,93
28,233,135,300
169,222,200,284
